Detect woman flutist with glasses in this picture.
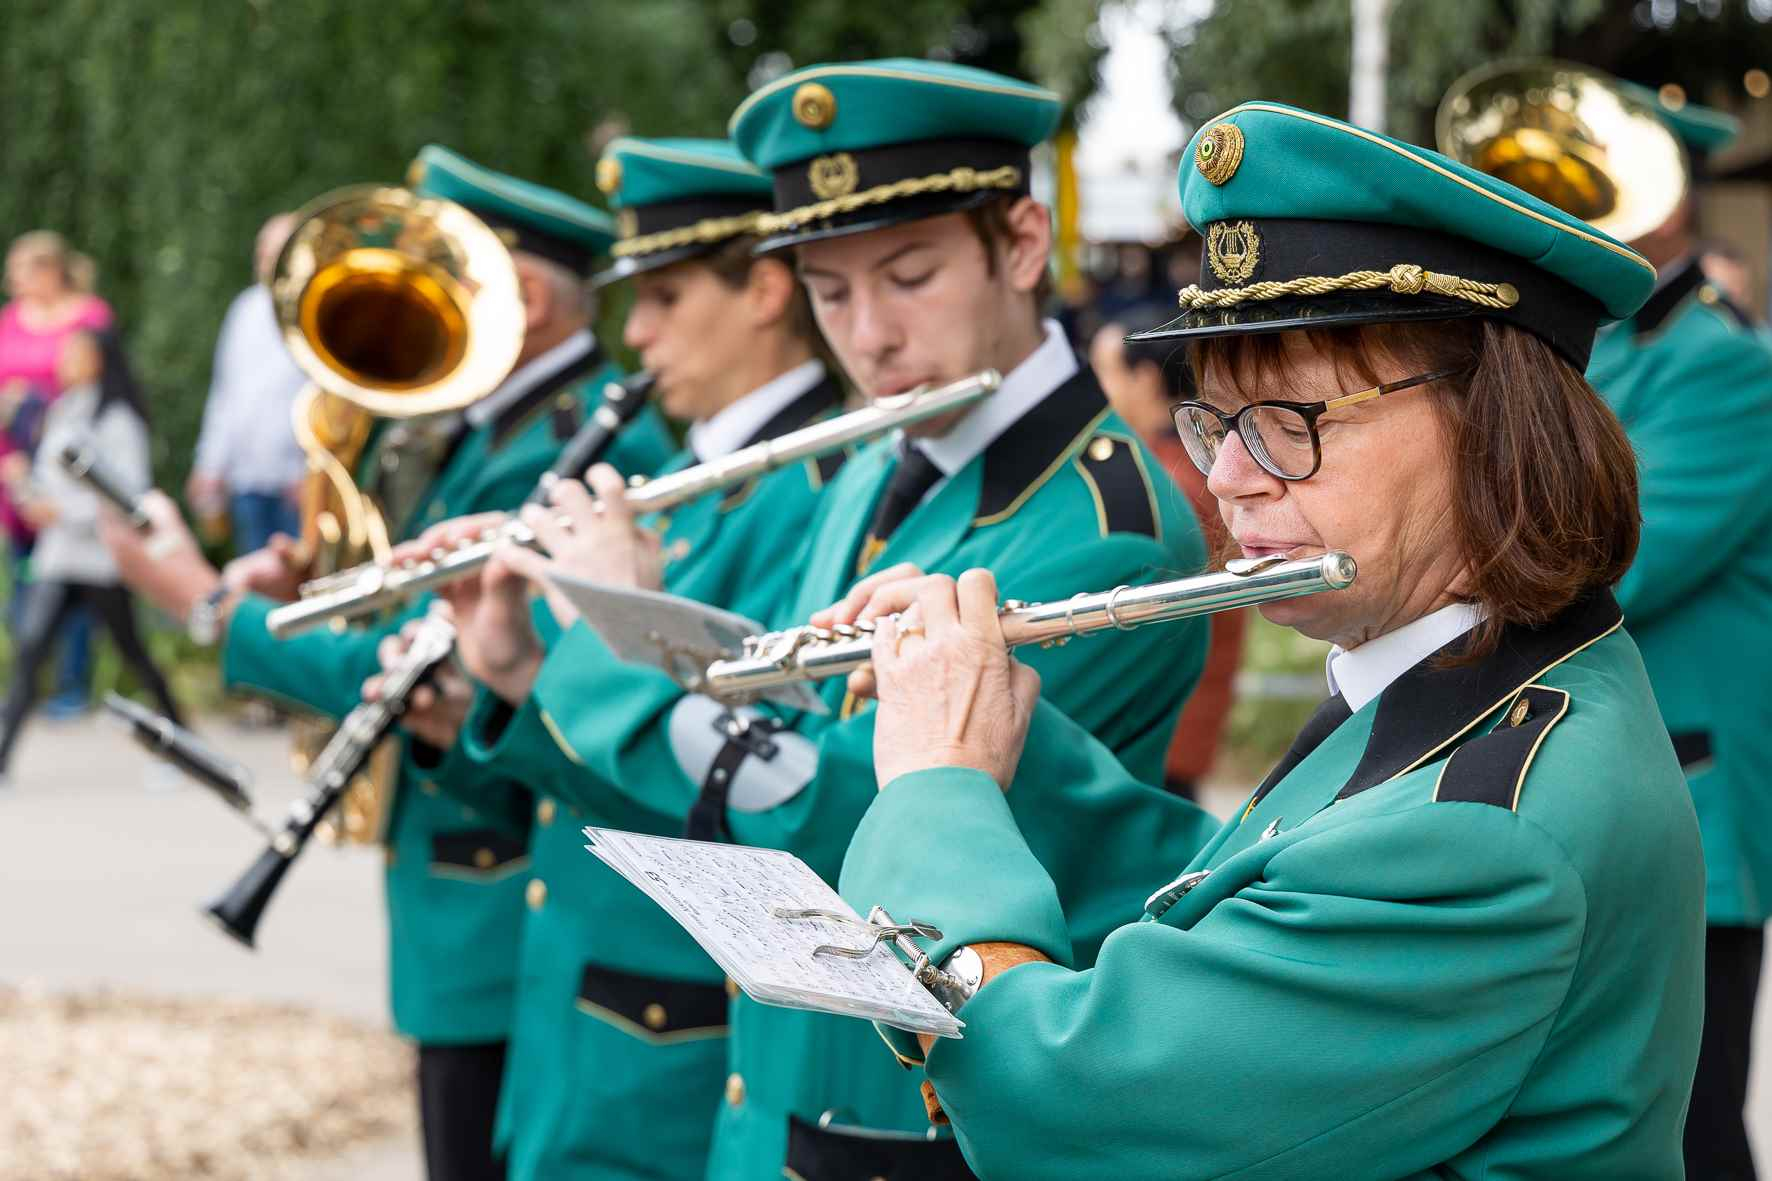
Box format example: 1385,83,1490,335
829,105,1705,1179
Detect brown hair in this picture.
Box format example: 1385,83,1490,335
703,234,831,368
964,197,1055,317
1189,319,1639,661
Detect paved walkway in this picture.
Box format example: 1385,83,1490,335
2,714,1766,1174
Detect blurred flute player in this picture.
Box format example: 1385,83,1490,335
420,59,1208,1181
186,212,308,551
0,329,182,782
836,103,1704,1178
100,147,673,1181
1445,68,1772,1180
382,136,845,1181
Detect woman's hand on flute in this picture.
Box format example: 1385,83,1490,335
867,567,1041,791
405,513,549,705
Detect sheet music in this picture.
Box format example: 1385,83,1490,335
585,828,963,1038
547,575,828,715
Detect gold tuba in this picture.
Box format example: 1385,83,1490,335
272,183,524,842
1435,58,1688,245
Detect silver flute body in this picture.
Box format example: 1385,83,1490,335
266,370,1002,638
703,552,1357,702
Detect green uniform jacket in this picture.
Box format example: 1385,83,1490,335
491,367,1209,1179
842,594,1705,1180
448,375,847,1181
221,350,673,1043
1586,258,1772,925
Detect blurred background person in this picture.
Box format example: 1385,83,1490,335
1091,318,1245,799
0,328,182,783
0,230,114,720
1701,237,1762,320
185,212,307,553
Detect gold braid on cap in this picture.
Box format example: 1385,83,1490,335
1177,264,1521,312
610,212,768,258
759,165,1022,233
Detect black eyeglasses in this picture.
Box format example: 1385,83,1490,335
1170,366,1469,481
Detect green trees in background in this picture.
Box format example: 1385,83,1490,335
0,0,1083,495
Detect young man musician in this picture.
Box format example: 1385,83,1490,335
99,146,673,1181
426,61,1211,1181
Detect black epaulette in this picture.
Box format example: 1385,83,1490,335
1073,430,1160,539
1431,685,1570,811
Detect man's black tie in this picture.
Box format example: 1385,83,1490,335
857,446,944,572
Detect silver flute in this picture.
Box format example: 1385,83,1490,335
703,551,1357,702
265,369,1002,638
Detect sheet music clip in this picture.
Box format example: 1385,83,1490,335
771,904,982,1015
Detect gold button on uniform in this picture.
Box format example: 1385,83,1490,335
1508,699,1532,728
536,798,556,827
1089,436,1115,462
526,879,547,910
642,1002,668,1031
420,779,439,796
725,1072,746,1107
724,977,739,999
473,848,496,870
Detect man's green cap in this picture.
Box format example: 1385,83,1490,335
1129,101,1655,370
407,144,614,276
729,58,1061,252
1615,78,1740,155
591,138,772,287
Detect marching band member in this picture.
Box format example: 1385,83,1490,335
435,60,1209,1180
101,147,673,1181
837,101,1705,1179
386,137,844,1181
1448,68,1772,1180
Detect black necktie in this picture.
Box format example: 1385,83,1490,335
858,447,944,571
1246,693,1353,810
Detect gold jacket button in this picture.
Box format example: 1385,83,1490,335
526,879,547,910
642,1002,668,1031
536,798,556,827
473,848,496,870
420,779,439,796
725,1072,746,1107
724,977,739,999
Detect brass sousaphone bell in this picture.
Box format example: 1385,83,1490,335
271,183,524,843
1435,59,1689,246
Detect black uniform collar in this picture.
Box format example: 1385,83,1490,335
743,370,843,447
973,363,1108,524
1330,592,1623,801
1631,256,1708,338
486,339,605,450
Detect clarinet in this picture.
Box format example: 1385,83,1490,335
57,438,152,532
702,553,1358,702
526,371,657,506
203,610,456,948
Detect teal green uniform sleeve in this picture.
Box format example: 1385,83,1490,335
871,801,1586,1180
221,593,425,720
1611,325,1772,624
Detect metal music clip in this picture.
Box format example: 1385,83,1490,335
771,905,979,1014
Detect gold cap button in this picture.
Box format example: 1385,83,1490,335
526,879,547,910
536,798,556,827
473,848,495,870
725,1072,746,1106
642,1002,668,1031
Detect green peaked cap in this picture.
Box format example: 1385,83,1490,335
1130,101,1655,369
408,144,614,275
1614,78,1741,155
592,138,772,286
730,58,1061,251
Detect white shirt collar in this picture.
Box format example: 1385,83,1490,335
1324,602,1486,714
687,360,827,462
465,328,597,428
913,319,1078,477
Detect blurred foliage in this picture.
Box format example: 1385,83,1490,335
1166,0,1772,145
1219,613,1331,781
0,0,1101,507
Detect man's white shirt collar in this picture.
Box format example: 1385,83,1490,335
465,328,598,429
912,319,1078,477
1324,601,1486,714
688,360,827,462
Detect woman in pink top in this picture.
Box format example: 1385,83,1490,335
0,231,114,545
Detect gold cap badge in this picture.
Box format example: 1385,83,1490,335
596,156,622,195
1206,220,1261,284
793,82,837,130
1195,122,1245,186
808,152,860,200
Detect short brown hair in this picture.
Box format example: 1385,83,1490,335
964,197,1054,318
703,235,827,357
1189,319,1639,661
